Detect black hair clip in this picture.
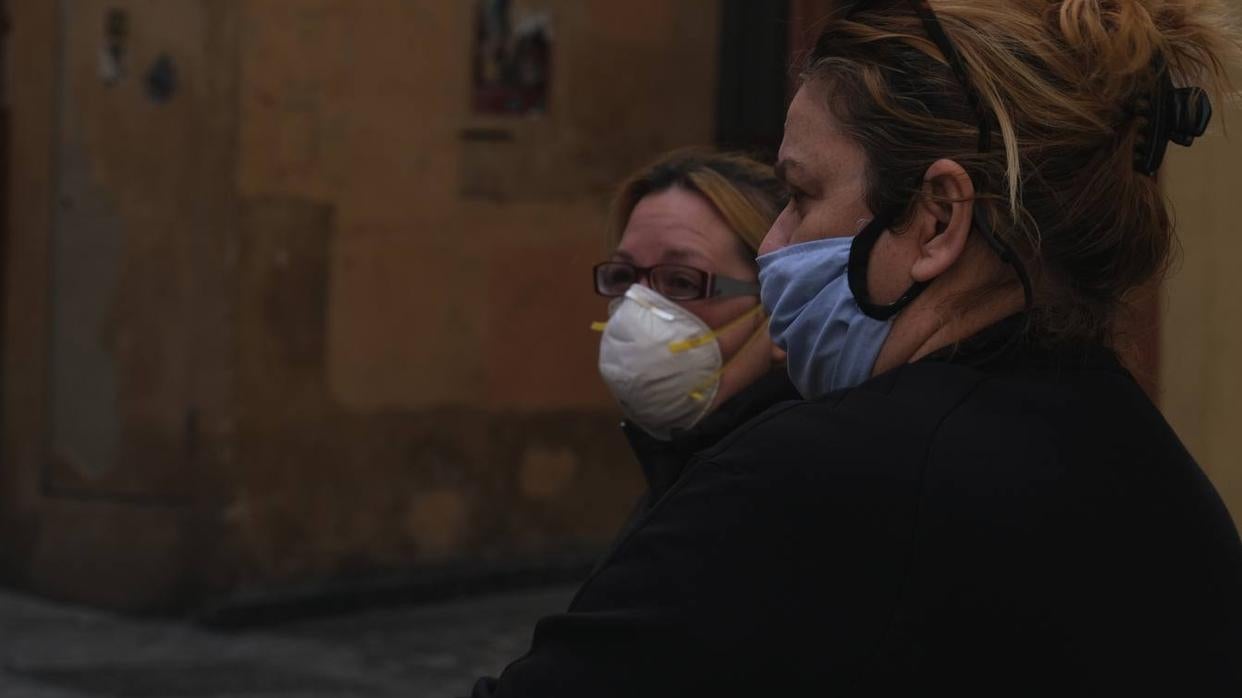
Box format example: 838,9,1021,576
1134,61,1213,176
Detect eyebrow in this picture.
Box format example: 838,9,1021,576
661,247,707,264
611,246,710,266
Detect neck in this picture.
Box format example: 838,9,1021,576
872,243,1025,375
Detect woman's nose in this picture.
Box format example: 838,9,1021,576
758,208,795,256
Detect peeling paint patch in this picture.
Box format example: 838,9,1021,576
50,138,123,477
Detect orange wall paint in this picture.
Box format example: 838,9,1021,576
3,0,719,609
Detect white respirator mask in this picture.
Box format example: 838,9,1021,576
594,284,764,440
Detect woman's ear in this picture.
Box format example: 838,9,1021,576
909,159,974,283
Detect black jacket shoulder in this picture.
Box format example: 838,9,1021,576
472,335,1242,697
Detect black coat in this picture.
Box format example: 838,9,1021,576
622,367,802,504
471,319,1242,697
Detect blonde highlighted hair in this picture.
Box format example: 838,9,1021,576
804,0,1240,344
609,148,788,259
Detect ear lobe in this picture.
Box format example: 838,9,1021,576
910,159,974,283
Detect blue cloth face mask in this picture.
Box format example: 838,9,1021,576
757,236,893,399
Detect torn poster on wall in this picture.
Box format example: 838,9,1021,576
471,0,552,115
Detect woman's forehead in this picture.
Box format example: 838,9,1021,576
779,84,866,184
782,85,833,151
618,189,735,265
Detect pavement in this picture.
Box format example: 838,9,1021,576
0,584,575,698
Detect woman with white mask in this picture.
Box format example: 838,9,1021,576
592,149,796,500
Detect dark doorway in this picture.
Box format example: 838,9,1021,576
0,0,8,417
715,0,790,159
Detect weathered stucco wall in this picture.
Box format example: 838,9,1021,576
223,0,719,590
3,0,720,608
4,0,241,608
1160,48,1242,532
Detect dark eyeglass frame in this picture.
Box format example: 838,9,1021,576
592,261,759,301
833,0,992,153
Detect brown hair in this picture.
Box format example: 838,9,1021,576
609,148,789,261
804,0,1239,344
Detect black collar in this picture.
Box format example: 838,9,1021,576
919,313,1123,373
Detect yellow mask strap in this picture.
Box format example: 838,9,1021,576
668,303,764,354
687,317,771,402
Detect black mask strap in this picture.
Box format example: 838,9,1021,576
848,201,1034,322
847,209,930,321
838,0,1037,322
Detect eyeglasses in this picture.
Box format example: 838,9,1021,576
831,0,992,153
592,261,759,301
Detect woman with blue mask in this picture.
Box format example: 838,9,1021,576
592,148,796,502
470,2,1242,696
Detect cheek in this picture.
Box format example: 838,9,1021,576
865,232,920,304
684,298,739,331
690,298,761,358
799,201,869,244
767,197,872,252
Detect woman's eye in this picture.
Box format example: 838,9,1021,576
602,267,634,288
668,274,693,288
664,272,703,294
